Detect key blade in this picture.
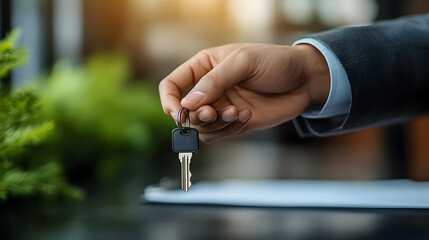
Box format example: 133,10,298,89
181,157,190,192
179,153,192,192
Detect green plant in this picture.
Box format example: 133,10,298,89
38,54,173,183
0,30,27,78
0,30,82,201
0,29,172,202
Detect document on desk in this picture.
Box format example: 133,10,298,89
142,180,429,209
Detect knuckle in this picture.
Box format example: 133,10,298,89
158,78,171,91
190,51,207,67
234,47,256,67
158,80,166,94
196,49,210,58
191,49,212,67
235,46,252,59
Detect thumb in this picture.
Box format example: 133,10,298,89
181,52,251,111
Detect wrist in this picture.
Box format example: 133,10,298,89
295,44,330,107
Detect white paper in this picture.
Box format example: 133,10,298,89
142,180,429,209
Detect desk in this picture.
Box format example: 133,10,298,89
2,192,429,240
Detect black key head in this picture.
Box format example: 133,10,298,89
172,127,199,153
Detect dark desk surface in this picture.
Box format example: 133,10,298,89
3,188,429,240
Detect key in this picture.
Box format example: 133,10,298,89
172,127,199,192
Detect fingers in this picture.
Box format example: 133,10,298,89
181,49,253,111
187,105,251,143
199,109,252,143
193,105,239,133
188,94,235,125
188,105,217,125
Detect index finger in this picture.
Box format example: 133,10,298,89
158,50,215,118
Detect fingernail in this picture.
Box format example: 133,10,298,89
222,108,238,122
199,110,215,122
239,110,251,123
182,91,205,106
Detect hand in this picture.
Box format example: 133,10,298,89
159,43,330,142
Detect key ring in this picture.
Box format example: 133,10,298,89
176,107,190,134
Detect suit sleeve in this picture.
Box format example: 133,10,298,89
293,13,429,137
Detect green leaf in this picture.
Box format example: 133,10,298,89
3,121,54,146
0,29,20,52
0,48,28,77
0,29,28,77
0,161,83,201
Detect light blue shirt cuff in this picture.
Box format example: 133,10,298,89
293,38,352,119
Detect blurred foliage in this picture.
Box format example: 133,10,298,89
0,29,173,203
0,29,27,78
0,30,82,201
38,54,173,183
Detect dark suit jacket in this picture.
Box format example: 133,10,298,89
294,13,429,137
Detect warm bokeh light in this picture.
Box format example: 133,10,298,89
227,0,275,41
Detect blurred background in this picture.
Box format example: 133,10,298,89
2,1,429,239
1,0,429,205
